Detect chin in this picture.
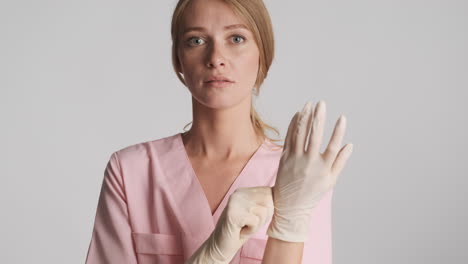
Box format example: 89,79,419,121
196,97,239,110
192,90,251,110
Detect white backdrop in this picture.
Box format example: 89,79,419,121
1,0,467,263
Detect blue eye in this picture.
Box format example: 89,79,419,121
232,35,245,43
186,35,246,47
188,37,205,46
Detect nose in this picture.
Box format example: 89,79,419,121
205,41,226,69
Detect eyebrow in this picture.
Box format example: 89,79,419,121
182,24,249,34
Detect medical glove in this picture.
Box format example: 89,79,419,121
185,186,274,264
267,100,354,242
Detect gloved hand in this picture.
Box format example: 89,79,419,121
185,186,274,264
267,100,354,242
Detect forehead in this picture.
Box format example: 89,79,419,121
181,0,246,30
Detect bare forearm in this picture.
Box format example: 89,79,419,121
261,237,304,264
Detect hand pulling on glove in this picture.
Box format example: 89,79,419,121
267,100,354,242
185,186,274,264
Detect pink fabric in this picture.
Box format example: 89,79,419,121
85,132,333,264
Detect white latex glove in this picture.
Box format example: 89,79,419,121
185,186,274,264
267,100,354,242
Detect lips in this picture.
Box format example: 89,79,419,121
204,75,234,83
204,79,234,88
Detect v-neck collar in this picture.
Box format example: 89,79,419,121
176,132,268,222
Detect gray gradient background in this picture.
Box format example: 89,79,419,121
1,0,467,263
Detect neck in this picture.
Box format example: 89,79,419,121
181,96,264,161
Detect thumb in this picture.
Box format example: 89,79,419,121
239,213,260,238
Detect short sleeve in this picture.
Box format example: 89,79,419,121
85,152,138,264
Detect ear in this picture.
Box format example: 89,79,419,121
176,60,185,79
175,59,183,75
174,48,183,74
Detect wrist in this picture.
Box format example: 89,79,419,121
184,235,222,264
204,232,232,264
267,211,311,242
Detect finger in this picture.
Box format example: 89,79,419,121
285,112,300,152
249,205,271,226
307,100,326,156
304,103,315,152
244,186,270,193
239,214,260,236
238,187,273,208
331,144,353,179
323,115,347,167
294,101,313,153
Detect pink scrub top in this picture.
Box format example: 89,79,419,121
85,132,333,264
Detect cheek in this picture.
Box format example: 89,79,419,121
178,54,199,83
238,49,259,84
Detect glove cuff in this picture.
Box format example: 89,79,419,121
266,211,311,242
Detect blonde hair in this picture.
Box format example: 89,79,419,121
170,0,283,148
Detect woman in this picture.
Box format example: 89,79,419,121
85,0,353,263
